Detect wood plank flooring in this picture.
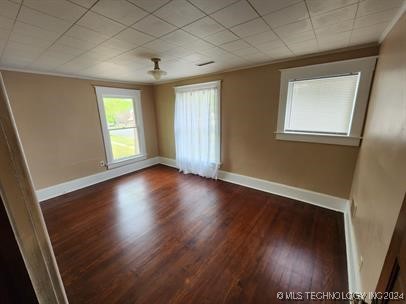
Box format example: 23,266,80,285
41,165,348,303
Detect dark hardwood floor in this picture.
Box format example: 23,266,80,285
41,165,348,303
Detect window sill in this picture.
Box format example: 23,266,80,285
275,132,361,146
107,155,147,169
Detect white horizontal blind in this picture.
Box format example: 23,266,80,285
285,73,360,134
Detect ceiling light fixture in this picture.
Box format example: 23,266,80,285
147,58,167,81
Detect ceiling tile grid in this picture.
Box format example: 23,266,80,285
0,0,403,83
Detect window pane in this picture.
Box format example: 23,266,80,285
286,74,359,134
103,98,136,129
109,128,140,160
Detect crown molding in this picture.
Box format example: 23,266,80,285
153,43,378,85
0,43,378,86
0,66,150,86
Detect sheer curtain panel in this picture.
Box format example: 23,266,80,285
174,81,221,179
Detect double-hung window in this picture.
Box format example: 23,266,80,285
95,86,146,169
276,57,377,146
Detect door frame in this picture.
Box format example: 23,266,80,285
0,72,68,303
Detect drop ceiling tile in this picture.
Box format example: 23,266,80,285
281,29,316,43
263,2,309,28
315,20,353,37
220,39,250,51
0,0,20,19
311,4,357,29
354,8,399,29
17,6,72,35
198,46,230,57
99,38,140,52
2,41,45,59
185,39,216,52
211,0,258,28
11,21,61,42
58,57,99,73
231,18,269,38
189,0,239,14
65,24,110,44
81,62,128,76
58,34,98,51
127,0,171,13
273,18,313,36
132,15,176,37
183,52,212,63
154,0,205,27
231,46,261,56
1,56,32,69
203,29,238,45
115,28,155,46
350,21,390,44
306,0,358,15
23,0,86,22
143,38,178,52
263,46,294,59
357,0,404,17
0,16,14,31
84,46,124,61
249,0,302,16
0,29,10,41
157,46,196,60
8,32,54,48
287,38,318,55
183,17,224,38
161,30,200,46
91,0,148,26
29,53,77,70
243,52,271,63
109,50,150,66
69,0,98,9
47,42,85,57
318,31,350,50
243,30,278,45
77,11,126,36
255,39,286,51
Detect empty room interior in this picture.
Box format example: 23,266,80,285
0,0,405,303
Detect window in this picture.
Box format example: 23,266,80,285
276,57,377,146
95,86,146,168
174,81,221,179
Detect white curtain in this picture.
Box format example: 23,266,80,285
174,81,220,179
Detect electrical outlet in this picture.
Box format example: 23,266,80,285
99,160,106,167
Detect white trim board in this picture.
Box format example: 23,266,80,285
159,156,358,292
344,203,362,294
36,157,160,201
158,157,348,213
36,155,358,294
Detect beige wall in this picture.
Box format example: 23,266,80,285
350,14,406,292
154,46,379,198
1,71,159,189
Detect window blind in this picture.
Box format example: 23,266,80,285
285,74,360,135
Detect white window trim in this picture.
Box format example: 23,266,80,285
95,86,147,169
174,80,222,165
276,56,377,146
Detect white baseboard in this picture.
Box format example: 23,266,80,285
36,157,160,201
344,204,362,293
160,156,358,292
159,157,348,213
37,155,358,294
